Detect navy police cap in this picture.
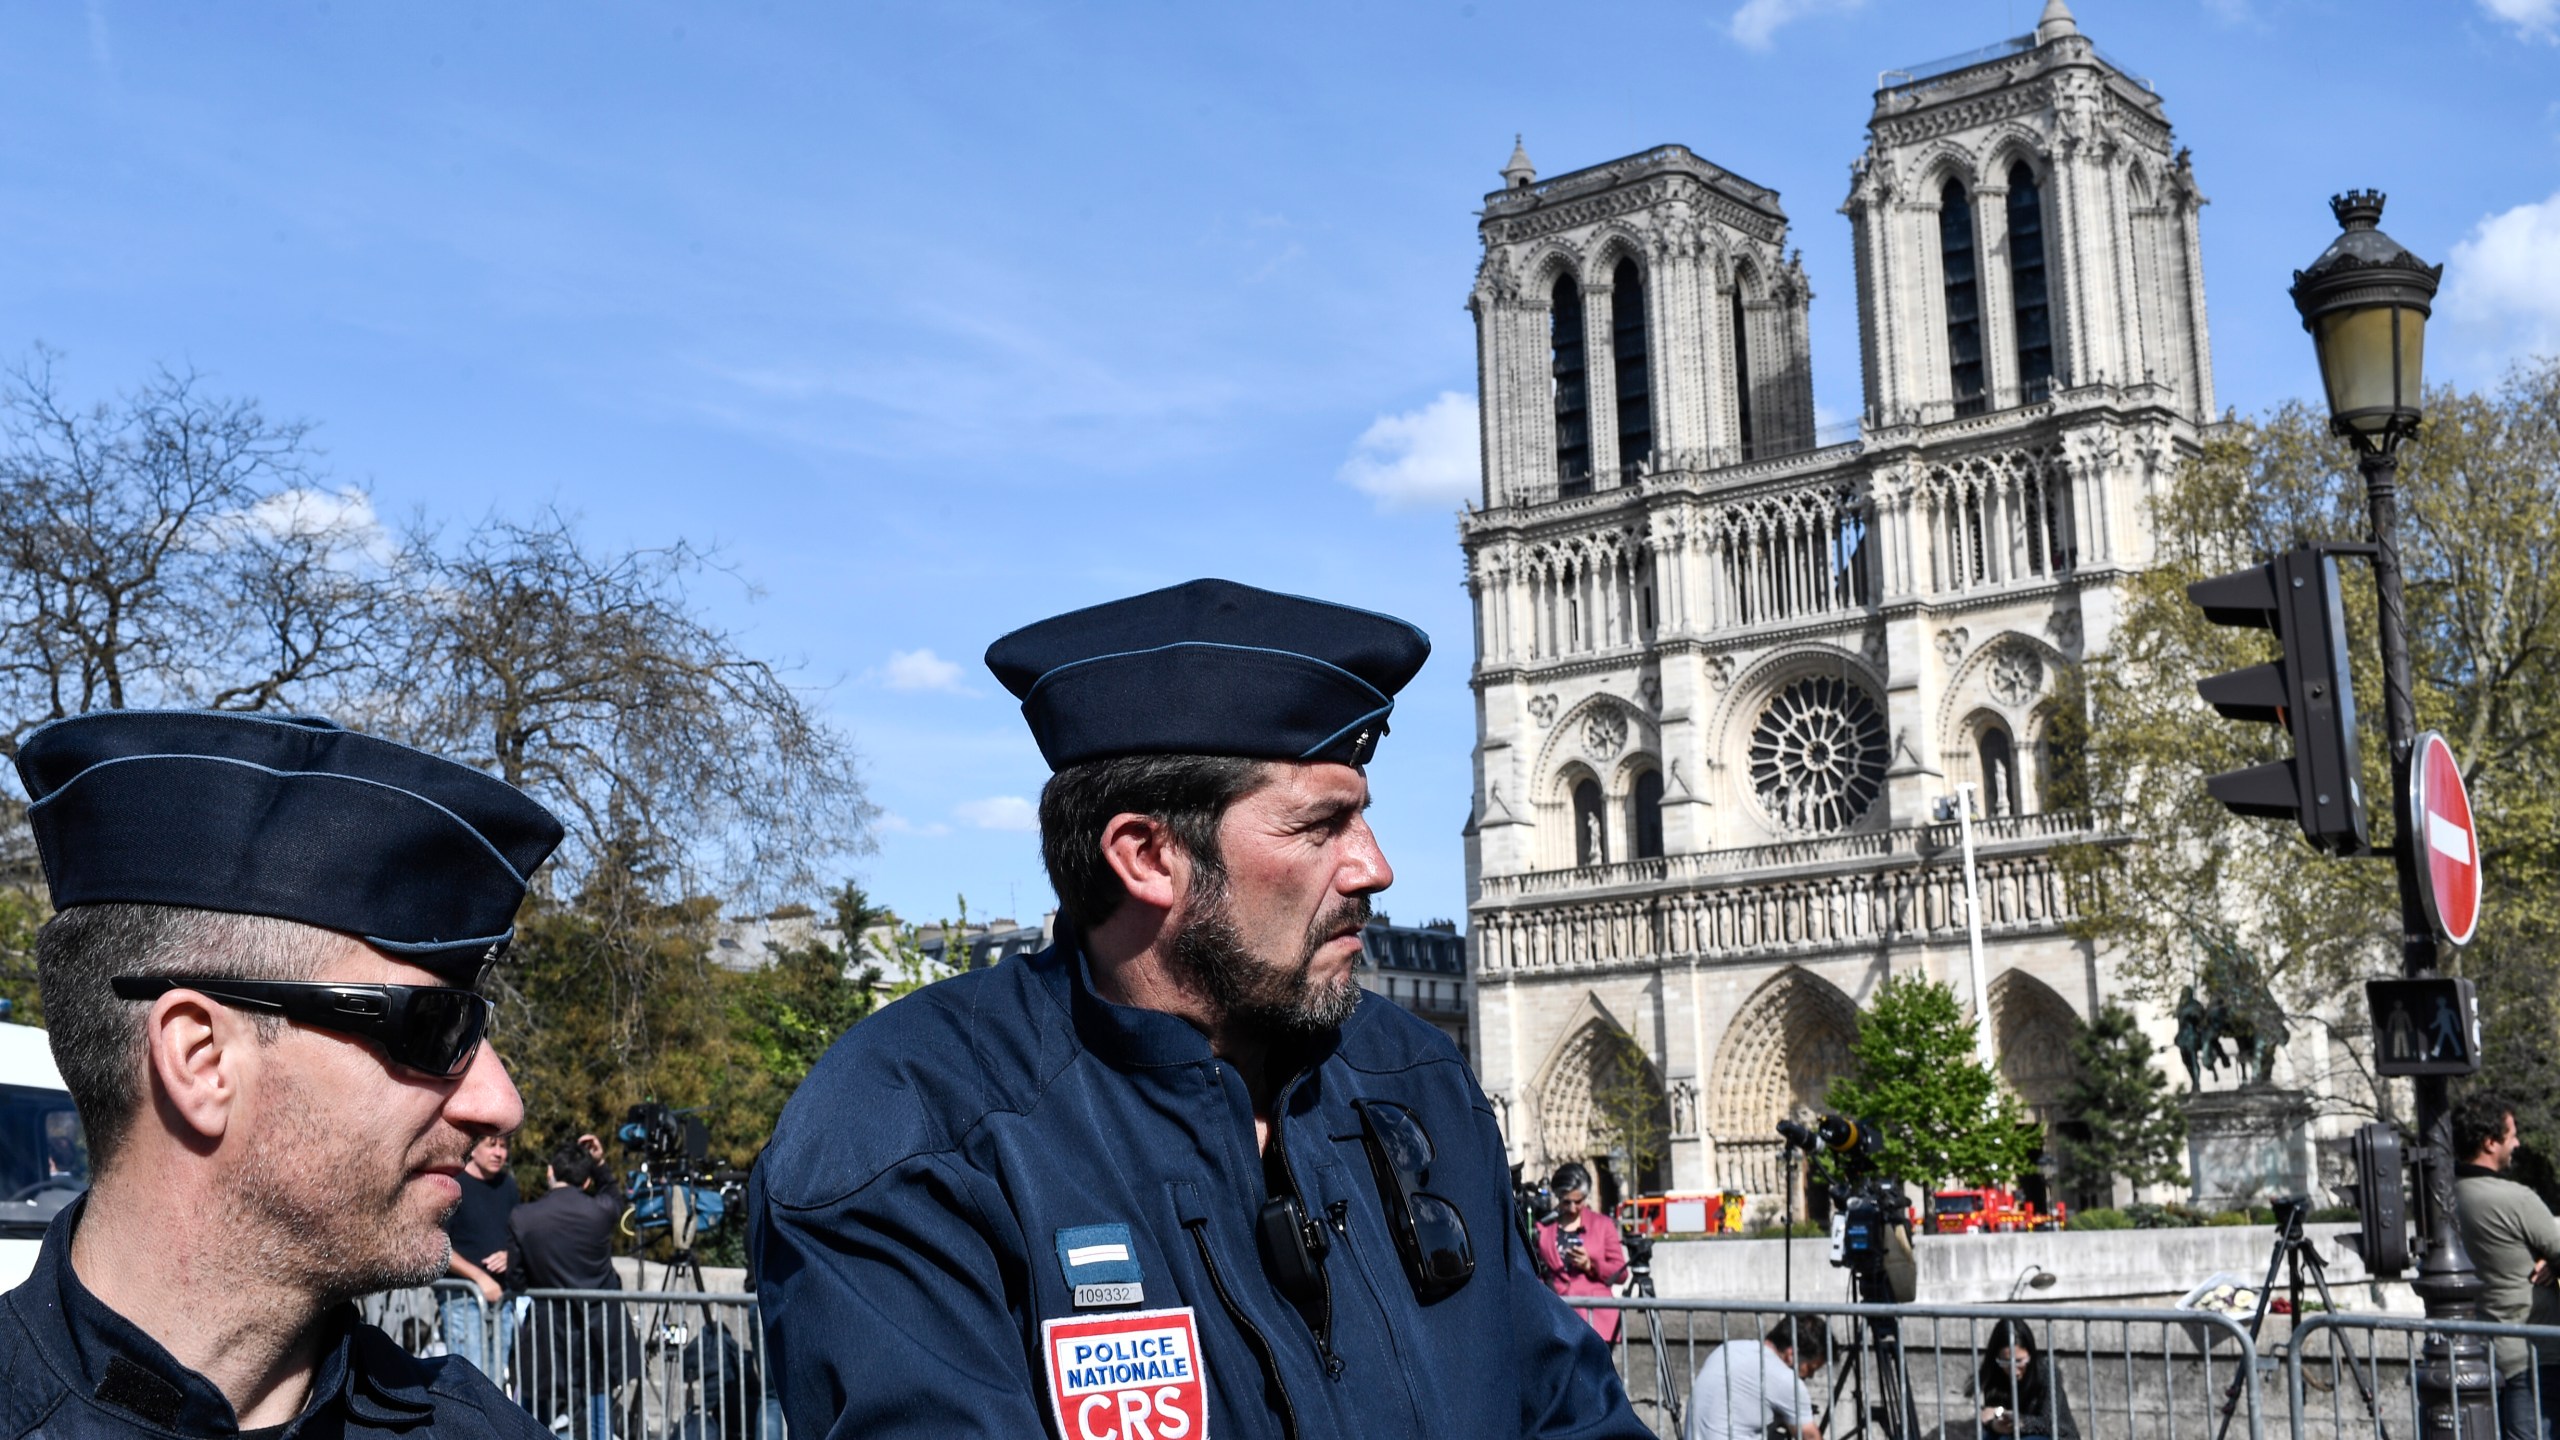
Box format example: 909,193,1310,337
14,710,566,976
985,578,1431,770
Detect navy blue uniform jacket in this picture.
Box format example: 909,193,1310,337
750,935,1646,1440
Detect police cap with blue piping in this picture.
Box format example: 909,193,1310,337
14,710,566,978
985,578,1431,770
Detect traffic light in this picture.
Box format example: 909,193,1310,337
2188,544,2368,854
2342,1122,2410,1276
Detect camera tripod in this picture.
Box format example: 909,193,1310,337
1780,1138,1920,1440
2211,1198,2388,1440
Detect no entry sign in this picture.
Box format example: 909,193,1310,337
2407,730,2480,946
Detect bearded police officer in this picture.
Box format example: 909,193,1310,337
752,580,1646,1440
0,711,565,1439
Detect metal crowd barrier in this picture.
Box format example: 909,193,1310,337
1574,1297,2264,1440
361,1284,779,1440
2287,1312,2560,1440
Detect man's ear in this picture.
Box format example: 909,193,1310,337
1098,812,1188,914
142,991,250,1149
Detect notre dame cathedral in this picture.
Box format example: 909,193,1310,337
1460,0,2237,1211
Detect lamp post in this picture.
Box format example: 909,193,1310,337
2289,190,2491,1437
1932,784,1995,1070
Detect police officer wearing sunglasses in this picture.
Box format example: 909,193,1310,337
0,710,565,1440
752,580,1647,1440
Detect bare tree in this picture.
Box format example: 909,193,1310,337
0,350,388,753
379,509,875,908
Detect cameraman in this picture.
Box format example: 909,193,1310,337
1536,1162,1629,1341
1685,1317,1831,1440
513,1136,637,1439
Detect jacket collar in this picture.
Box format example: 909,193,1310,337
1039,919,1348,1081
1048,920,1221,1069
14,1194,434,1434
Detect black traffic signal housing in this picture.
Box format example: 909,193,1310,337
2341,1122,2410,1276
2188,545,2369,855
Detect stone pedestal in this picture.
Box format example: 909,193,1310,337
2185,1086,2314,1210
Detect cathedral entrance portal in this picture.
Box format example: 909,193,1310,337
1708,967,1860,1215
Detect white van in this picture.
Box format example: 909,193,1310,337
0,1019,86,1289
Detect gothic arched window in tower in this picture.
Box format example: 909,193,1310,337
1630,768,1666,860
1978,722,2020,819
1939,179,1986,416
1612,259,1653,479
1572,778,1608,866
1748,676,1889,834
1552,276,1592,496
1731,286,1756,458
2007,164,2055,403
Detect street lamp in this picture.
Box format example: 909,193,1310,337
2290,191,2491,1438
1931,785,1995,1070
2291,192,2437,451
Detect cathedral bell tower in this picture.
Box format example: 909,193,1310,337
1458,4,2219,1208
1845,0,2213,429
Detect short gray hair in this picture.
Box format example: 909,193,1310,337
37,904,329,1173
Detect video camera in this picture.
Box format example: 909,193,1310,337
1510,1170,1558,1280
1776,1113,1879,1160
1776,1113,1915,1305
617,1102,749,1252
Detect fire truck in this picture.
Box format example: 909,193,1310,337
1616,1191,1747,1237
1924,1186,2066,1234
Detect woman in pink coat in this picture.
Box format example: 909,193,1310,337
1535,1162,1630,1342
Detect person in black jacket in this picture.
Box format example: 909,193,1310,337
1976,1318,2077,1440
513,1137,639,1439
753,579,1645,1440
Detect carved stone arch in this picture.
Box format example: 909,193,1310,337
1988,968,2084,1124
1911,141,1985,202
1980,126,2052,192
1526,991,1668,1179
1936,631,2068,759
1707,966,1860,1206
1584,224,1653,288
1729,252,1769,303
1520,240,1585,297
1532,690,1660,805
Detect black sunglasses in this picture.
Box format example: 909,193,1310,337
109,976,492,1078
1353,1099,1475,1302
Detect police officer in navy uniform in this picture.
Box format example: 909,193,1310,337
752,580,1647,1440
0,711,566,1440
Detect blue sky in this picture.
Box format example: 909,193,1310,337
3,0,2553,930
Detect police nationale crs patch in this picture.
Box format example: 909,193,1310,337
1042,1306,1209,1440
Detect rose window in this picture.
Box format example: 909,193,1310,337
1748,676,1889,834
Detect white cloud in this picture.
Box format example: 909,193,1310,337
1338,392,1480,511
1730,0,1866,51
876,812,953,837
954,795,1038,831
2482,0,2558,39
2441,189,2560,374
882,648,972,694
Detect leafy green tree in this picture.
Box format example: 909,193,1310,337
1823,973,2042,1189
2052,1002,2188,1198
2056,359,2560,1144
1587,1028,1670,1193
730,883,886,1095
0,886,45,1024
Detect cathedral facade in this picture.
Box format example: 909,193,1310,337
1460,1,2216,1209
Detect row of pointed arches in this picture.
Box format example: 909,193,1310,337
1523,962,2090,1211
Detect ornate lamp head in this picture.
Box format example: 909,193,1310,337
2288,191,2441,449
